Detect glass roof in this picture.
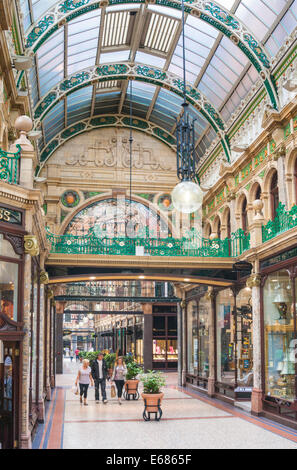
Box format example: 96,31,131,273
21,0,297,159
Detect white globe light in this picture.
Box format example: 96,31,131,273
172,180,203,214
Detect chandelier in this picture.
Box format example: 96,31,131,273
171,0,203,214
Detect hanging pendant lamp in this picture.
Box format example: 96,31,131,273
171,0,203,214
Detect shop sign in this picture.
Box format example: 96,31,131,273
260,246,297,269
234,387,252,393
0,207,22,226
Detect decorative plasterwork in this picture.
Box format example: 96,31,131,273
40,271,49,284
24,235,39,256
37,114,177,175
32,63,231,161
24,0,278,109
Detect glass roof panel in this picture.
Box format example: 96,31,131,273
43,100,64,143
37,29,64,96
135,52,166,69
94,91,121,115
99,51,130,64
67,87,93,126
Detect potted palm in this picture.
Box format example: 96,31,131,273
124,361,142,400
140,370,166,421
104,353,116,377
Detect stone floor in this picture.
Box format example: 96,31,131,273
33,359,297,449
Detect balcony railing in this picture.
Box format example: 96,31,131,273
262,203,297,243
0,145,21,185
46,227,250,258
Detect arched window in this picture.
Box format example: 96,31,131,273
226,209,231,239
270,172,279,219
241,197,248,234
217,218,221,240
255,184,262,201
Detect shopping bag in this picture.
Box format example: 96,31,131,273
111,384,116,398
72,384,79,395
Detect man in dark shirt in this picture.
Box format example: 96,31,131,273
91,353,108,404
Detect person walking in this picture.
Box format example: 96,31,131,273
91,353,108,404
75,348,80,362
70,349,74,362
111,357,127,405
75,359,94,406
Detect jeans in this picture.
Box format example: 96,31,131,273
115,380,125,399
94,379,107,401
79,383,89,399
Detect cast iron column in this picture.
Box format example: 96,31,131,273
55,302,65,374
207,289,216,397
143,304,153,372
250,273,263,415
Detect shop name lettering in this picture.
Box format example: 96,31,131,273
106,455,141,467
0,207,22,225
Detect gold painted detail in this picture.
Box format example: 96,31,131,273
246,274,261,288
40,271,49,285
24,235,39,257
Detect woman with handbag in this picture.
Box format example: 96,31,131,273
111,357,127,405
75,359,94,406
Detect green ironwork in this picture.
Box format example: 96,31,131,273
46,227,250,258
0,145,21,184
262,203,297,243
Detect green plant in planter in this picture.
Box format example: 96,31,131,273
140,370,166,394
126,362,142,380
104,353,116,369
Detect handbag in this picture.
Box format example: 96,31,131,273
72,384,79,395
111,384,116,398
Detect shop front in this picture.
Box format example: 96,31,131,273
185,284,253,401
0,204,25,449
260,247,297,425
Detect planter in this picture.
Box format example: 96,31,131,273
124,380,140,400
142,392,164,421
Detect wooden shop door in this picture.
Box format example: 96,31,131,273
0,341,19,449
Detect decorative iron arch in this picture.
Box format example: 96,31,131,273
33,62,231,162
25,0,278,109
37,114,177,175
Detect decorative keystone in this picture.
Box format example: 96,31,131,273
272,143,286,160
246,274,261,288
227,191,236,202
24,235,39,256
40,271,49,284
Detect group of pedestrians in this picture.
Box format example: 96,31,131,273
75,353,127,406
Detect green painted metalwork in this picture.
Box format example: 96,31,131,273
46,227,250,258
0,146,21,184
262,203,297,243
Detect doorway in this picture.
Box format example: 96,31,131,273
0,341,19,449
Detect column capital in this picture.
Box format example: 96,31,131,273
24,235,39,257
246,274,262,288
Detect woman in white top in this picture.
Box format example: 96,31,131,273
75,359,94,406
111,357,127,405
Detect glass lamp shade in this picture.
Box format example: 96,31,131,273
172,180,203,214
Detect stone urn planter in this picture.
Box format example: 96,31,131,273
140,371,166,421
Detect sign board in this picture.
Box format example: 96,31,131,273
0,206,22,226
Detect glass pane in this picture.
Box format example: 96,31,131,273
153,339,166,361
216,289,235,384
0,235,20,259
198,296,210,378
0,262,18,322
236,288,253,387
168,316,177,336
264,271,295,401
167,339,178,361
153,316,165,336
187,301,198,374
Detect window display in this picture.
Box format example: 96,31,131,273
153,339,166,361
216,289,235,384
236,288,253,387
197,296,210,378
187,301,198,375
0,235,20,323
264,271,295,401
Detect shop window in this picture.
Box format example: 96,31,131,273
236,288,253,387
153,316,165,336
187,301,198,375
264,271,295,401
153,339,166,362
0,236,20,323
270,172,279,220
216,289,235,384
167,339,178,363
197,296,210,378
168,316,177,336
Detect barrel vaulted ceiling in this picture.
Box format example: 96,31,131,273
19,0,297,168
